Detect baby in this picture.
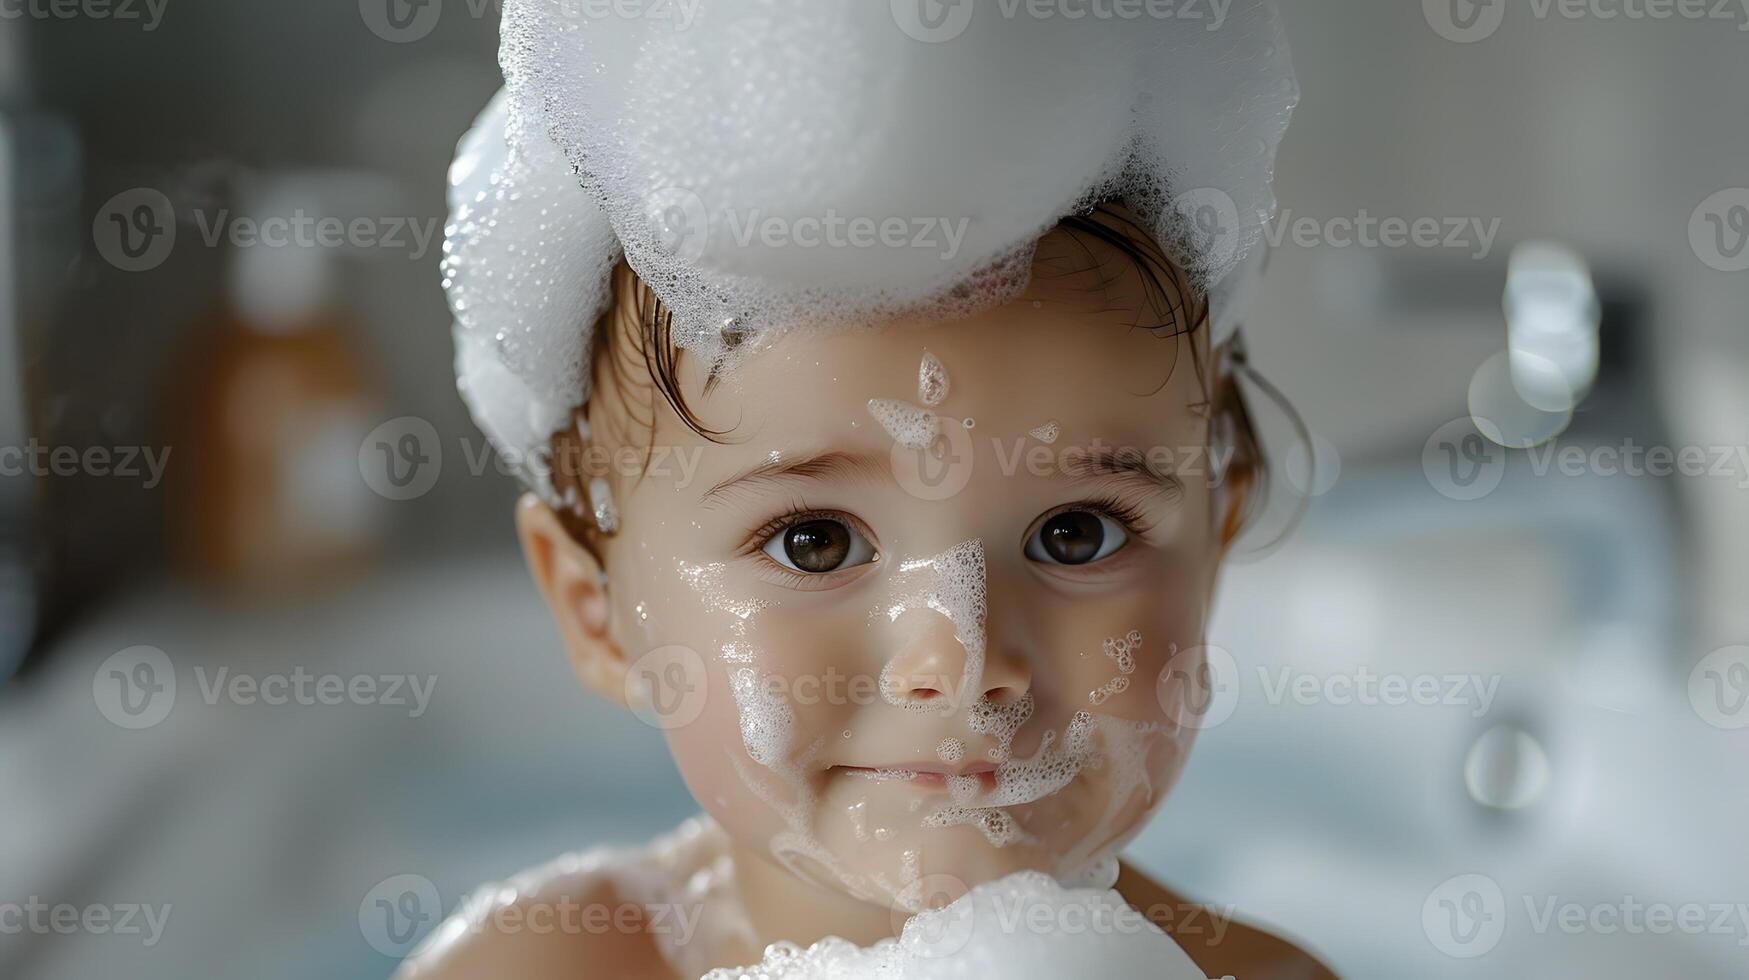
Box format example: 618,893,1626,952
403,1,1328,974
399,203,1332,978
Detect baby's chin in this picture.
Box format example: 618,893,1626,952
787,820,1070,912
787,774,1123,910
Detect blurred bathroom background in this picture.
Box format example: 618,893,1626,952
2,3,1746,978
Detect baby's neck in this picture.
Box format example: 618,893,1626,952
716,837,900,963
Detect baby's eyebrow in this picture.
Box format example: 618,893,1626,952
699,450,893,508
1059,445,1185,499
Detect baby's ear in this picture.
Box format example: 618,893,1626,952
1208,344,1261,555
514,493,629,705
1214,441,1256,553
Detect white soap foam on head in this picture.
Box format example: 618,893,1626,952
700,870,1210,980
447,0,1297,499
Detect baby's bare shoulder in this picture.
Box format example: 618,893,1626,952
392,863,674,980
1117,862,1339,980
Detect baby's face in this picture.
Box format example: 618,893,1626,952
590,236,1233,911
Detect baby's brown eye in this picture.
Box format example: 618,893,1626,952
1025,510,1128,566
762,518,876,574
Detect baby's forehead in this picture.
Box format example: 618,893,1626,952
719,305,1203,426
670,330,1206,493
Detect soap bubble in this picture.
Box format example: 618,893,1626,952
1463,723,1551,810
1466,349,1572,449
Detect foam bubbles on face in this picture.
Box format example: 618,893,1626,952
867,398,938,452
908,540,987,703
935,737,964,765
968,693,1034,764
1090,630,1140,706
917,350,950,406
1028,421,1060,444
730,667,795,767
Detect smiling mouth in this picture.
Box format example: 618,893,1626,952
836,764,1000,791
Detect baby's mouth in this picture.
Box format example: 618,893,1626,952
834,763,1000,792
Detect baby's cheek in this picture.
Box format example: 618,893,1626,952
1035,584,1207,722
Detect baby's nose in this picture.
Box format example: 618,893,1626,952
883,610,1030,711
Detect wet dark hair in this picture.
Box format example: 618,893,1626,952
550,201,1268,543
